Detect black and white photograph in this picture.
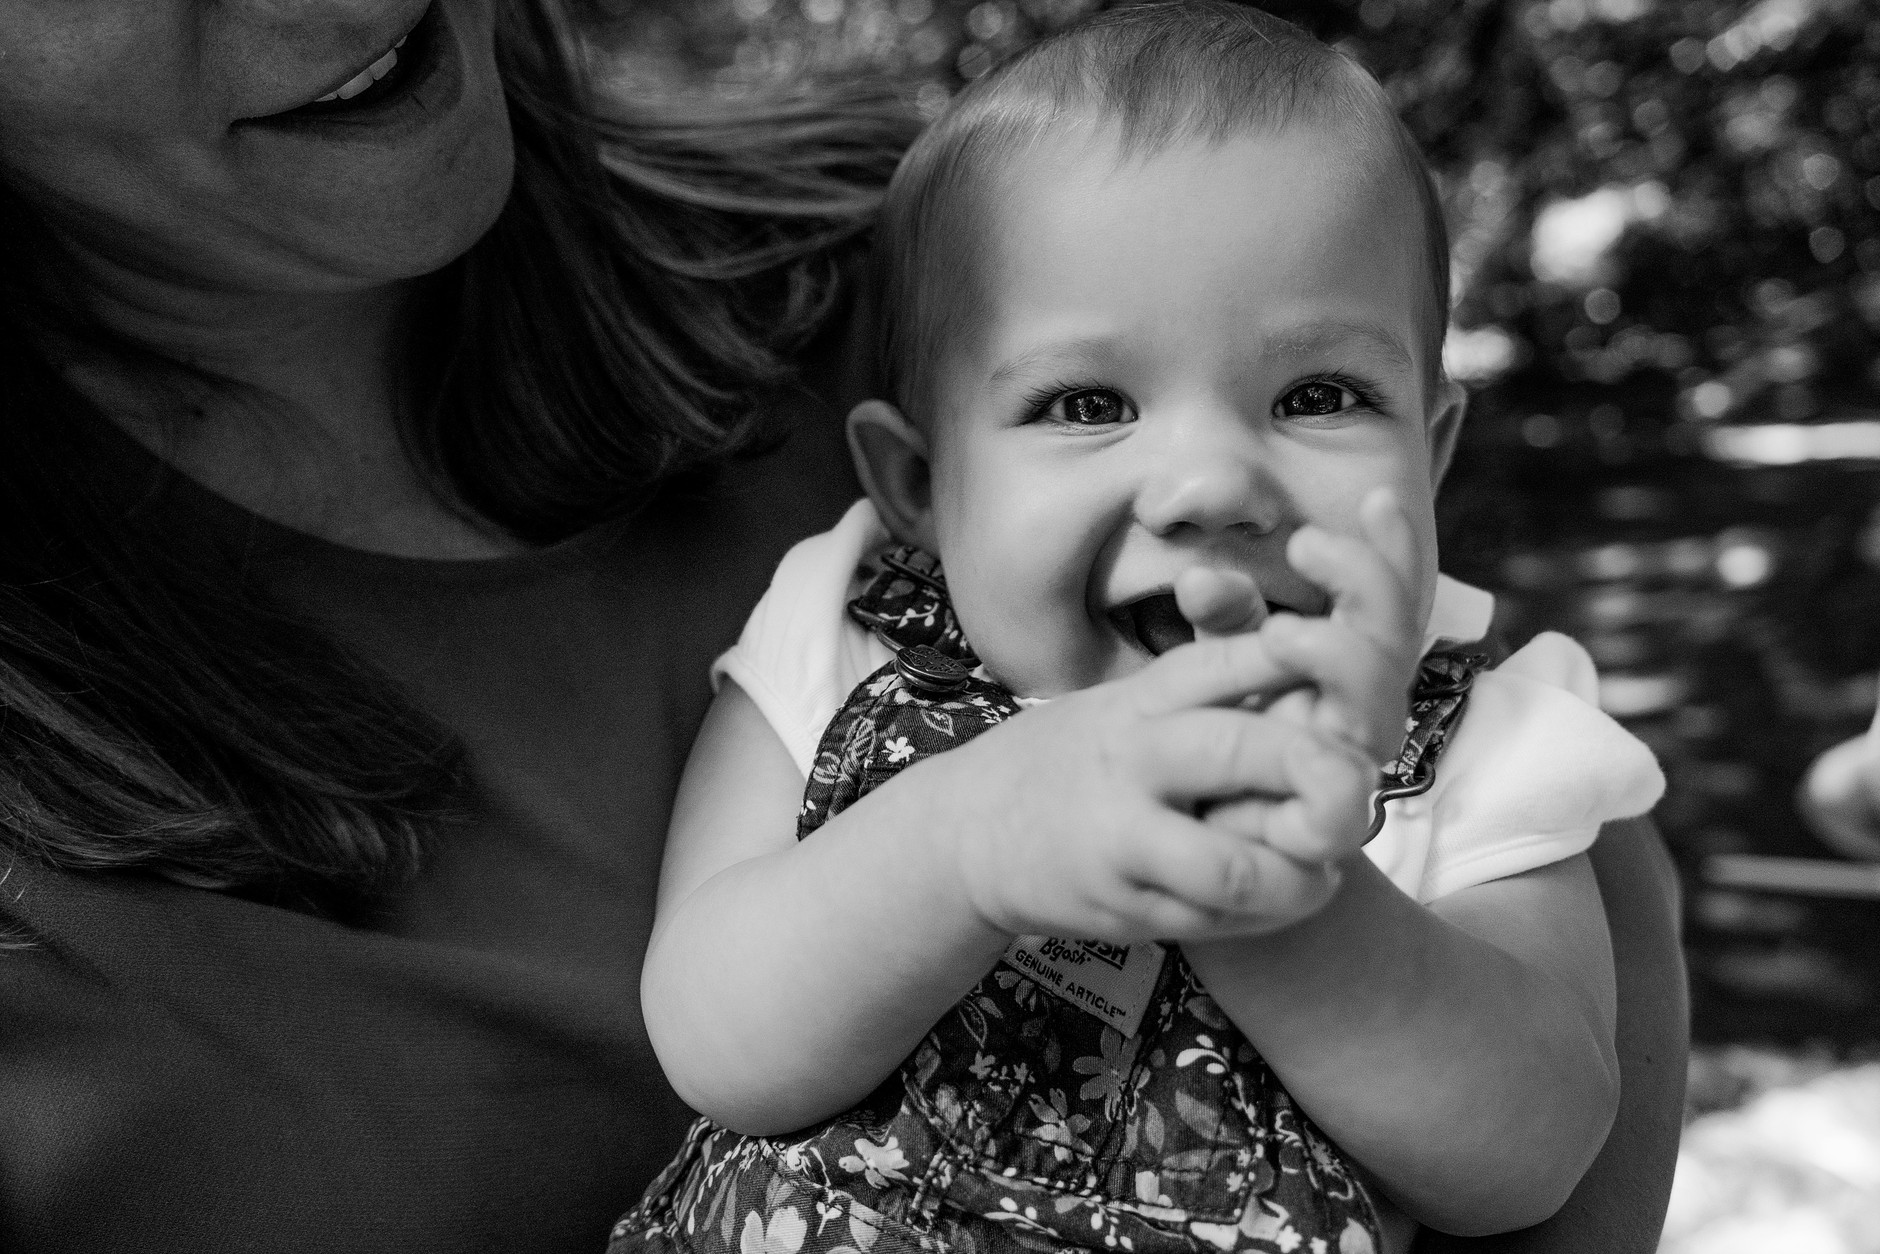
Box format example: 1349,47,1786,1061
1,1,1877,1251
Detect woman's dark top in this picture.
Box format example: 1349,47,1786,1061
0,399,859,1254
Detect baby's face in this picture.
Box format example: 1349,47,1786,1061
921,123,1459,698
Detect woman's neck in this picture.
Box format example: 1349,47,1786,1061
52,247,527,560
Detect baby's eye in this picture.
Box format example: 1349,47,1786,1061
1044,388,1136,427
1274,381,1359,419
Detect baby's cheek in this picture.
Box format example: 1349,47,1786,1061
953,595,1057,695
1407,534,1443,631
994,607,1133,699
936,478,1129,695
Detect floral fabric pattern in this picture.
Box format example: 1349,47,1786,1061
613,548,1484,1254
1368,649,1488,838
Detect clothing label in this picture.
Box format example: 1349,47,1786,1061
1000,936,1167,1038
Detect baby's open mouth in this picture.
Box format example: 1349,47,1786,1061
1108,591,1292,656
1109,593,1194,657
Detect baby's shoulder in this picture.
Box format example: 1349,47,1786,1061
713,500,894,777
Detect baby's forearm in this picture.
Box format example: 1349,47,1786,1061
1181,856,1618,1236
642,756,1010,1136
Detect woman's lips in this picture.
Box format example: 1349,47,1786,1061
241,3,451,131
310,34,409,106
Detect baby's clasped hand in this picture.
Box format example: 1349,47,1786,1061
930,629,1376,946
1261,487,1425,767
1181,488,1426,870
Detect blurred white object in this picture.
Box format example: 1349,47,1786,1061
1701,421,1880,465
1531,187,1632,285
1713,539,1774,589
1798,696,1880,862
1529,181,1669,286
1442,324,1519,382
1660,1065,1880,1253
1705,0,1832,72
1704,854,1880,897
1597,672,1689,717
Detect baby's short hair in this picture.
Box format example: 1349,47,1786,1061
868,0,1451,421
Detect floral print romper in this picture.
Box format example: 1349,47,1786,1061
611,549,1483,1254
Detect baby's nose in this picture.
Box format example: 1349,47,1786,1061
1133,429,1278,536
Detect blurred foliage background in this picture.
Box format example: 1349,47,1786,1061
586,0,1880,1050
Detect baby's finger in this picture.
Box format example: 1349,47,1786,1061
1286,526,1417,651
1121,812,1341,925
1179,853,1345,940
1124,631,1299,716
1205,739,1375,862
1084,886,1227,945
1200,793,1280,843
1175,567,1265,641
1135,708,1349,802
1263,685,1316,727
1261,617,1410,762
1261,797,1374,868
1272,739,1379,861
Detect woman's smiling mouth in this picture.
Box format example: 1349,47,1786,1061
244,4,449,129
311,34,410,106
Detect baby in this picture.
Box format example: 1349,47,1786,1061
613,6,1663,1254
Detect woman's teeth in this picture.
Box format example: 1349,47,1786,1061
313,36,407,104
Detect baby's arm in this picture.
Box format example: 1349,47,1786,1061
642,637,1369,1135
1417,816,1688,1254
1180,498,1619,1234
643,681,1007,1132
1185,853,1617,1236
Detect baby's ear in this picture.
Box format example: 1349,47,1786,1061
848,399,939,551
1426,378,1469,487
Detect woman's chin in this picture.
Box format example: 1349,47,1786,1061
228,0,516,287
242,121,515,289
343,117,516,283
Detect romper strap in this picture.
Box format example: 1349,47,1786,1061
846,545,978,663
1368,647,1490,839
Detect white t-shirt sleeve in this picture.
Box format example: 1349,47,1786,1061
1364,631,1666,903
710,499,895,777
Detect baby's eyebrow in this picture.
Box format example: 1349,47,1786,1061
1265,320,1416,375
987,335,1119,387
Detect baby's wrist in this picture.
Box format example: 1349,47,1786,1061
884,748,1020,948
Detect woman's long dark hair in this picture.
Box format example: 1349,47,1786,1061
0,0,918,921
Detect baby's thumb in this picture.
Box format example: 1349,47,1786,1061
1175,567,1265,641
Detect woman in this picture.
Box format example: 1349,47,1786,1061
0,1,1682,1251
